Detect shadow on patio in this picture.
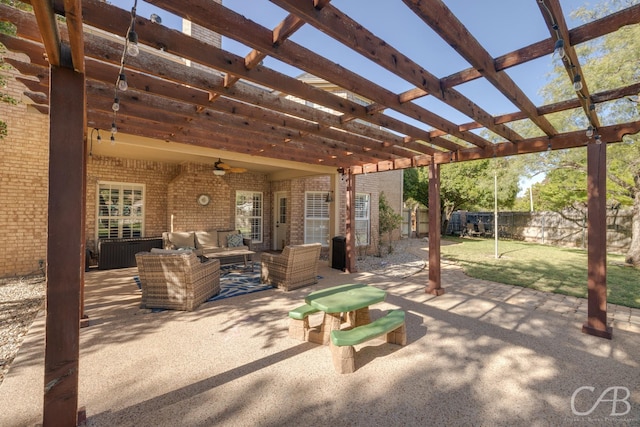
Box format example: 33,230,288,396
2,244,639,426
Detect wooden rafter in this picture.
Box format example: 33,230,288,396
403,0,557,138
147,0,494,149
270,0,513,145
537,0,601,129
3,0,639,174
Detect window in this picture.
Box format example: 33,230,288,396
305,192,329,246
355,193,370,246
97,182,144,240
235,191,263,243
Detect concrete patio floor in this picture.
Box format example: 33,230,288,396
1,243,639,426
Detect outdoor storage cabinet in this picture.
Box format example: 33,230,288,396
332,236,346,271
98,237,163,270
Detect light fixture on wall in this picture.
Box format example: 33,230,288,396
325,191,334,203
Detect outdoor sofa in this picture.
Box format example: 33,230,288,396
162,229,252,265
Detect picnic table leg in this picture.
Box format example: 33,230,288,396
309,312,341,345
346,307,371,327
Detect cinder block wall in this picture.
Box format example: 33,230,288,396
0,59,49,277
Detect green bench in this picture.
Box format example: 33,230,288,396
288,304,321,341
288,304,319,320
330,310,406,374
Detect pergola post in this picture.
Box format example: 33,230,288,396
43,46,87,425
427,161,444,295
345,172,357,273
582,142,612,339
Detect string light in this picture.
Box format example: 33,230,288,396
127,27,139,57
110,1,139,142
594,134,602,144
117,73,128,91
553,38,565,59
573,74,583,91
586,126,594,138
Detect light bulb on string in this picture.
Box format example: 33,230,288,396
586,126,594,138
573,74,583,91
117,73,128,91
127,30,139,57
96,130,102,144
111,122,118,134
553,39,565,59
110,134,116,145
595,135,602,145
112,97,120,112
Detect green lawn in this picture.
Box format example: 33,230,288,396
440,237,640,309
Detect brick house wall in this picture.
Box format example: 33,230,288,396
0,42,403,277
0,58,49,277
85,156,180,255
167,163,271,252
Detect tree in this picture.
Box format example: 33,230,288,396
378,192,403,256
404,158,520,233
528,0,640,266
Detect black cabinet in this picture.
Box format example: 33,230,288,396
98,237,163,270
331,236,346,271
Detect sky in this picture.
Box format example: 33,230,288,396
107,0,599,191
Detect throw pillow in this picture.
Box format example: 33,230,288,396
227,233,244,247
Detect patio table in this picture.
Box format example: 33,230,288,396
304,283,386,344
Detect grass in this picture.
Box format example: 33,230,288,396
440,236,640,309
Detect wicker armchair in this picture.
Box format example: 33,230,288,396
260,243,322,291
135,251,220,311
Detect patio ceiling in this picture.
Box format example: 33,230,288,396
2,0,640,174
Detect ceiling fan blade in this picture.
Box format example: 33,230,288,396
217,162,231,170
229,167,247,173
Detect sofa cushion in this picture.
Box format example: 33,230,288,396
195,231,218,249
227,233,244,247
217,230,239,247
167,232,195,249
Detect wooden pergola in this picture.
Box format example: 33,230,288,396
2,0,640,424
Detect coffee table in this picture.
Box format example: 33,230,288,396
206,249,256,271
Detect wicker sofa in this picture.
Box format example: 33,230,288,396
260,243,322,291
162,230,252,265
135,250,220,311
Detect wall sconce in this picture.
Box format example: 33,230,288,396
325,191,334,203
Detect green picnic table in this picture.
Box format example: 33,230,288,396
302,283,387,344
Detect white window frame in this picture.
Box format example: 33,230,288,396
235,191,263,243
304,191,330,246
96,181,145,240
355,193,371,246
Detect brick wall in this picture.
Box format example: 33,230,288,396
355,174,381,255
0,58,49,277
167,163,271,252
85,156,180,254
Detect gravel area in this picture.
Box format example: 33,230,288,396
356,238,427,278
0,275,46,386
0,239,428,387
